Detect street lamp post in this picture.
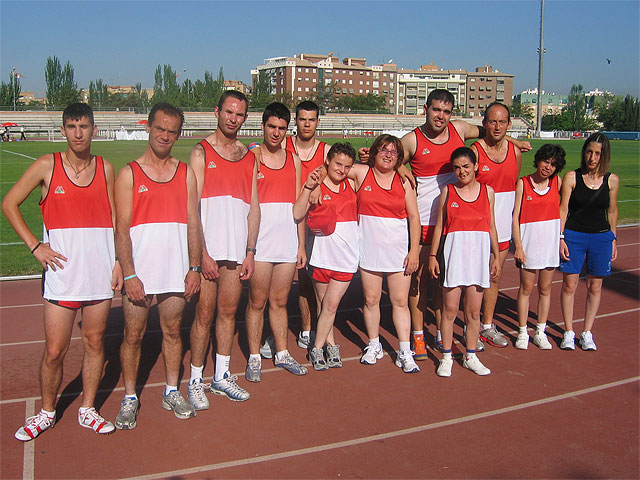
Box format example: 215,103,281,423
535,0,546,137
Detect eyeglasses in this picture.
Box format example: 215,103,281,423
379,148,399,158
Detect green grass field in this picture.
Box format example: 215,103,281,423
1,137,638,276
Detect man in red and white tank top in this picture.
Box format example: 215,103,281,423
245,102,308,382
115,103,201,428
3,103,119,440
284,101,328,349
471,102,522,348
187,90,259,406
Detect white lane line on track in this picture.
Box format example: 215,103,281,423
1,306,638,405
22,398,35,480
124,376,639,480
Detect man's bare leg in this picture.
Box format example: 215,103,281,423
190,277,218,373
120,295,151,396
246,261,273,355
79,300,111,408
268,262,296,353
157,294,187,387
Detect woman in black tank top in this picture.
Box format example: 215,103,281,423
558,133,619,351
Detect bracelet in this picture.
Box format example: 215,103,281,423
30,242,42,254
124,274,137,281
559,233,565,239
189,266,202,273
429,254,437,257
246,247,257,254
303,184,314,190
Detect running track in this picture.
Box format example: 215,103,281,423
1,227,638,479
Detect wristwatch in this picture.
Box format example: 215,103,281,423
189,265,202,273
246,247,257,254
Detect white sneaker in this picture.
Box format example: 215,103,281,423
395,350,420,373
437,357,453,377
259,336,275,359
533,330,553,350
560,330,575,350
579,331,597,351
463,356,491,375
187,378,210,410
360,343,383,365
515,331,529,350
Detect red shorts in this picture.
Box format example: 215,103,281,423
420,225,435,245
46,299,104,310
498,240,510,252
311,267,353,283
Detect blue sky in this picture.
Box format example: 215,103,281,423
1,0,638,97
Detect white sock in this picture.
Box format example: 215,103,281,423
481,323,491,331
164,384,177,396
536,323,546,332
436,330,442,342
190,364,204,384
275,350,289,362
519,326,528,334
399,341,410,353
78,406,92,414
443,352,452,360
249,353,261,362
412,330,424,336
214,354,230,382
300,330,310,338
368,336,380,347
124,393,138,401
466,351,477,360
41,408,55,418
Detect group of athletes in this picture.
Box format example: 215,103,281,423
2,88,619,441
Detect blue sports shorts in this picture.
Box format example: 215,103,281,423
559,229,614,276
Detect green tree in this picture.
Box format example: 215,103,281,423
0,73,22,108
250,71,273,110
88,79,109,109
565,84,596,130
45,56,80,107
152,64,180,105
333,93,387,112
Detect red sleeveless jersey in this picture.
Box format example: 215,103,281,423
519,174,560,224
410,123,464,178
474,141,518,193
357,167,407,219
200,140,254,204
257,150,297,204
285,136,326,182
41,153,112,230
444,183,491,235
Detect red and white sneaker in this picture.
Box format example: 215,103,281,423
15,411,55,441
78,407,115,434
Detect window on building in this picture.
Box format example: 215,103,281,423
349,71,353,76
298,68,302,72
305,68,309,73
349,79,353,84
486,95,492,100
359,89,363,93
349,88,354,93
486,86,492,91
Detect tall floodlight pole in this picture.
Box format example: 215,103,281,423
536,0,546,136
12,66,16,111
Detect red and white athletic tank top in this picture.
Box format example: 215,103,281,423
129,161,189,294
518,175,561,269
309,180,359,273
199,140,255,263
410,123,464,226
474,141,518,242
444,183,491,235
285,136,326,183
40,153,114,300
357,168,409,272
255,151,298,262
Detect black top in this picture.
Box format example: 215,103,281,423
566,168,611,233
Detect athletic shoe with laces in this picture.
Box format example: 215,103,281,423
15,411,55,441
115,397,139,430
309,347,328,370
579,331,597,351
78,407,115,434
210,371,250,401
245,357,262,382
395,350,420,373
560,330,575,350
274,352,308,375
162,391,196,419
435,338,444,353
437,357,453,377
463,356,491,375
480,324,509,347
463,327,486,352
325,344,342,368
360,343,384,365
412,333,428,360
533,330,553,350
515,331,530,350
297,331,315,349
259,336,275,359
187,378,210,410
